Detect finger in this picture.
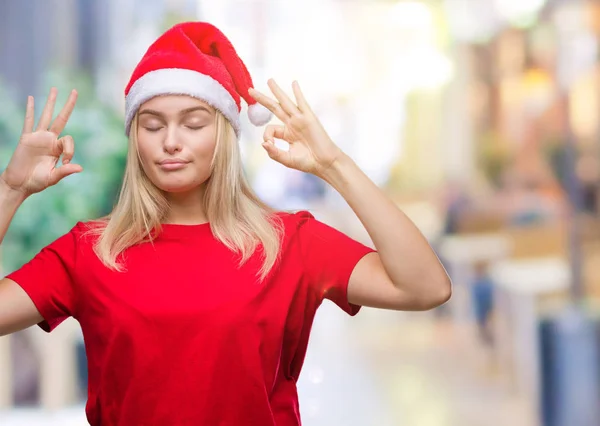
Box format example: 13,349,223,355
291,81,313,115
50,89,78,135
263,124,285,143
37,87,58,131
262,140,291,167
248,88,289,122
22,96,35,134
48,163,83,186
57,135,75,165
267,79,301,117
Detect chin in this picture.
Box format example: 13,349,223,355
154,177,209,195
160,185,197,194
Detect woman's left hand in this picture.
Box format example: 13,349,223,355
249,79,344,178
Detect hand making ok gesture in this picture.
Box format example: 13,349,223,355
249,80,345,179
1,88,82,196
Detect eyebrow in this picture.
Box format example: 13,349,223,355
138,106,213,117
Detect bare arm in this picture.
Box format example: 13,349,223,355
0,180,43,336
322,155,451,311
0,88,81,336
250,80,451,312
0,177,27,246
0,278,43,337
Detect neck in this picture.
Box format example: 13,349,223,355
163,187,208,225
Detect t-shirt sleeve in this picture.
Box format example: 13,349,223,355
5,223,81,332
295,211,376,316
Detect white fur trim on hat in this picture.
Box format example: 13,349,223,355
125,68,240,137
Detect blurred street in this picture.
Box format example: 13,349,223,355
1,307,533,426
2,0,600,425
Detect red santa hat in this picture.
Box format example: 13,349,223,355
124,21,272,137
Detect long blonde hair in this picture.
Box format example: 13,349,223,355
84,110,284,281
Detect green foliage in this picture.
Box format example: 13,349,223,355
0,70,127,272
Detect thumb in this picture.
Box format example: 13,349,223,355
49,163,83,186
262,140,291,167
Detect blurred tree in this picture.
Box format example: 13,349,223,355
0,69,127,273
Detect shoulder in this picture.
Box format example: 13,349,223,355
273,210,339,247
17,220,98,267
274,210,317,233
275,210,315,225
63,219,106,248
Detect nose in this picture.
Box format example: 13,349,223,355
163,127,182,154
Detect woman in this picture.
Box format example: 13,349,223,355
0,22,450,425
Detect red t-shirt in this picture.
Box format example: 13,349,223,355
7,210,374,425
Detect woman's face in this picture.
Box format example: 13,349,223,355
136,95,217,194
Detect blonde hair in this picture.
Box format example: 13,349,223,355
84,110,284,281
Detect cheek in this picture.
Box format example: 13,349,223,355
135,135,167,183
135,140,155,171
191,133,217,163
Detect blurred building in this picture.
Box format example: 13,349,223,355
0,0,96,99
0,0,199,106
2,1,600,425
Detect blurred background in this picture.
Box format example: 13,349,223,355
1,0,600,425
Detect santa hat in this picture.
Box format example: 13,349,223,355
124,22,272,137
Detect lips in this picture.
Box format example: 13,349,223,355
159,159,190,165
158,159,190,170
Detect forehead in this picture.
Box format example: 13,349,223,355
140,95,214,113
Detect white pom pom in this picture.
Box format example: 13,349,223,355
248,103,272,126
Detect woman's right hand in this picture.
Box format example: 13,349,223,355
0,88,82,196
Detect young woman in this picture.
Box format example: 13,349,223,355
0,22,450,425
